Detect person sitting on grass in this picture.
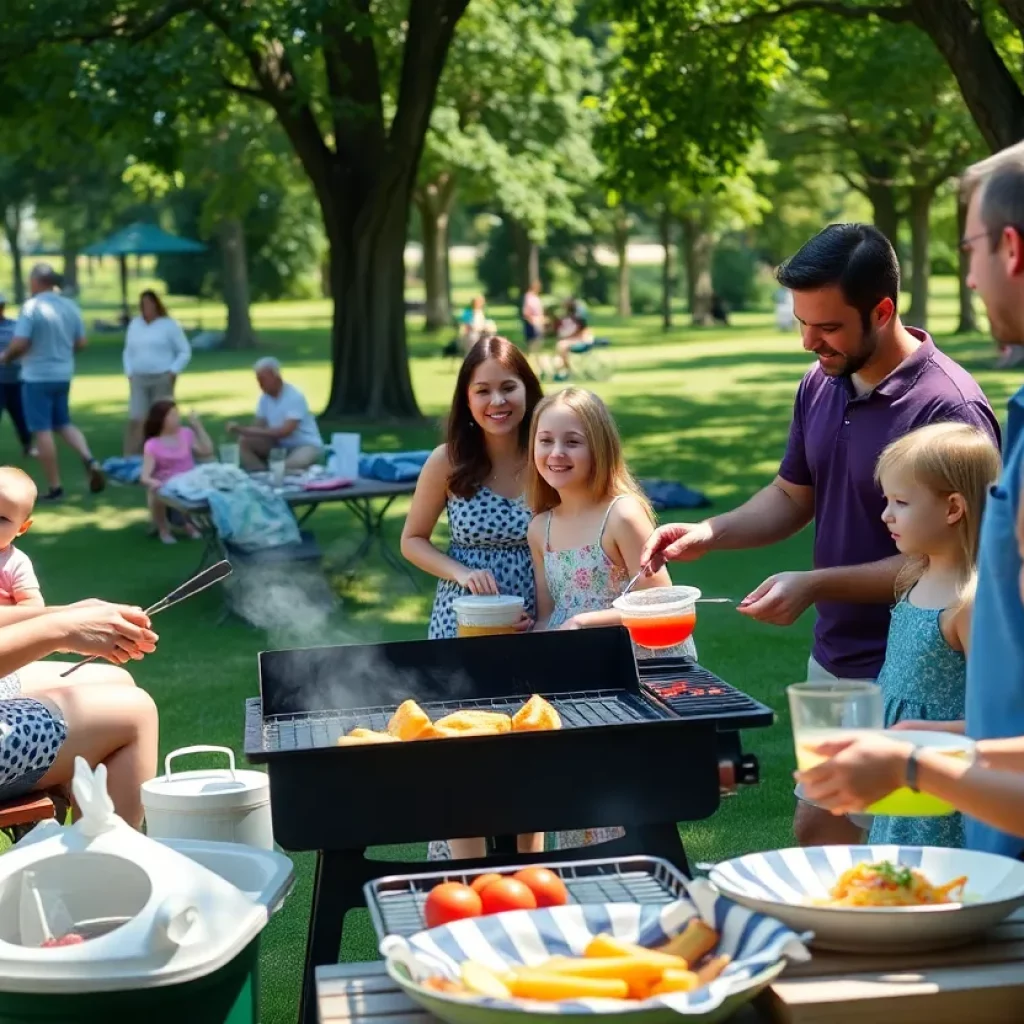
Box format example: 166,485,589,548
0,467,43,607
0,600,159,828
226,357,325,473
140,399,213,544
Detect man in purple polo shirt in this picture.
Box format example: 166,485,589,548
643,223,1000,845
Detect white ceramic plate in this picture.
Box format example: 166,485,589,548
709,845,1024,953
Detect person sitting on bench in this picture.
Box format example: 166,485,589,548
0,601,159,828
226,357,325,473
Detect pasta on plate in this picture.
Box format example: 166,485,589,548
816,860,968,908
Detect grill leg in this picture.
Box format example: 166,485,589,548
299,850,366,1024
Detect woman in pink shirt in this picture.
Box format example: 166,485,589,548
140,399,213,544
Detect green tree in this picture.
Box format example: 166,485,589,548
8,0,474,417
415,0,597,329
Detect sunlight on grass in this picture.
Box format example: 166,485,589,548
2,270,1015,1024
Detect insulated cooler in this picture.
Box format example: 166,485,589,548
0,758,293,1024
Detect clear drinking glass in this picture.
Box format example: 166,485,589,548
787,680,883,772
219,442,241,468
269,448,287,485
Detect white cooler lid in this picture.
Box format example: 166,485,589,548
0,758,293,993
141,745,269,813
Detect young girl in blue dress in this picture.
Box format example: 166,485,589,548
869,422,1001,848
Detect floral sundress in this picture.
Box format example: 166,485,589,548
543,496,696,850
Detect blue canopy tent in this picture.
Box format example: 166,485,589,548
82,222,206,320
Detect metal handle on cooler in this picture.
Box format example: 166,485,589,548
164,745,237,780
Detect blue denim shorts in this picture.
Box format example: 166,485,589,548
22,381,71,433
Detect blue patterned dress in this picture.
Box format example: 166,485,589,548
869,591,966,849
427,486,536,640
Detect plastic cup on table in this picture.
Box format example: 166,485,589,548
269,448,287,485
452,595,524,637
219,443,240,468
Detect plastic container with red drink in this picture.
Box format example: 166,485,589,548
612,585,701,650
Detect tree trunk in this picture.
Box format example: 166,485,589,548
906,185,933,329
322,178,420,419
910,0,1024,152
613,209,631,317
415,173,456,332
679,214,714,325
320,256,331,299
2,209,24,305
865,181,901,249
62,238,79,293
955,193,978,333
217,216,256,350
659,207,673,331
509,219,540,298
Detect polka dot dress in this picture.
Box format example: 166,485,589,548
0,696,68,802
427,486,536,639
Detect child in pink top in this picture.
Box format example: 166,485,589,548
0,467,41,606
140,399,213,544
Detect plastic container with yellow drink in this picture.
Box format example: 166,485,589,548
788,681,974,816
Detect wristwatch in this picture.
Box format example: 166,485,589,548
905,745,922,792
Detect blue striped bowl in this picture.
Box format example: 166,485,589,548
709,845,1024,953
380,879,809,1023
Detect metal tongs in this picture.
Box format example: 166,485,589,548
59,560,232,677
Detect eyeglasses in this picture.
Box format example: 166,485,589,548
959,225,1024,253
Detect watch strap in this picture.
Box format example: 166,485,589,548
905,745,922,793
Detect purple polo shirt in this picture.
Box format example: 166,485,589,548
779,329,1001,678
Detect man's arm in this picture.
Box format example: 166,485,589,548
1,336,30,363
806,554,906,605
707,477,815,550
236,419,298,441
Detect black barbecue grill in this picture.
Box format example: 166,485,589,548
243,626,772,1024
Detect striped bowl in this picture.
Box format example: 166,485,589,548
380,878,809,1021
709,845,1024,953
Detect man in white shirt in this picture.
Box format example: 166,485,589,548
226,357,324,471
0,264,104,501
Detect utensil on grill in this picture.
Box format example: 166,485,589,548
59,560,233,678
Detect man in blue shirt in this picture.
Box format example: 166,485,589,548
959,156,1024,857
0,264,104,501
0,294,33,455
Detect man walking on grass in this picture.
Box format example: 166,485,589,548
643,223,1000,847
0,264,104,501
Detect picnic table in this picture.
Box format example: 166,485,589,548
160,476,418,582
316,907,1024,1024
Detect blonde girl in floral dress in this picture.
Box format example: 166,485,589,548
526,387,695,849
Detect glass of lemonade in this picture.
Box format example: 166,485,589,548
452,595,524,638
787,680,883,772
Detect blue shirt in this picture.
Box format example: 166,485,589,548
13,292,83,383
965,384,1024,857
0,318,18,384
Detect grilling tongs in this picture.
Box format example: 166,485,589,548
59,560,233,677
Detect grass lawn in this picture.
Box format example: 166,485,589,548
4,270,1019,1023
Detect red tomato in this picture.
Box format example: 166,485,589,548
513,867,569,908
470,873,503,894
478,877,538,915
425,883,483,928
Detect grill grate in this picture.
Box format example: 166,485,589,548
259,689,668,753
364,856,690,940
639,659,775,727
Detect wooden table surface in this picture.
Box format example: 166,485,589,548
317,909,1024,1024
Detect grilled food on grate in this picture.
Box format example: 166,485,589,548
336,695,561,745
512,694,563,731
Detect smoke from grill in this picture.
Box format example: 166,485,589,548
234,559,476,713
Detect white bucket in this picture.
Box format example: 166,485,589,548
451,595,524,637
141,745,274,850
329,432,361,479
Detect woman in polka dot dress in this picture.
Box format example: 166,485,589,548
402,335,543,639
402,335,544,862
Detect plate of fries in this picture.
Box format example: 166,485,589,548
380,879,809,1022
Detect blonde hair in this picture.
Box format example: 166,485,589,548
875,423,1001,610
0,466,37,511
525,387,653,521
